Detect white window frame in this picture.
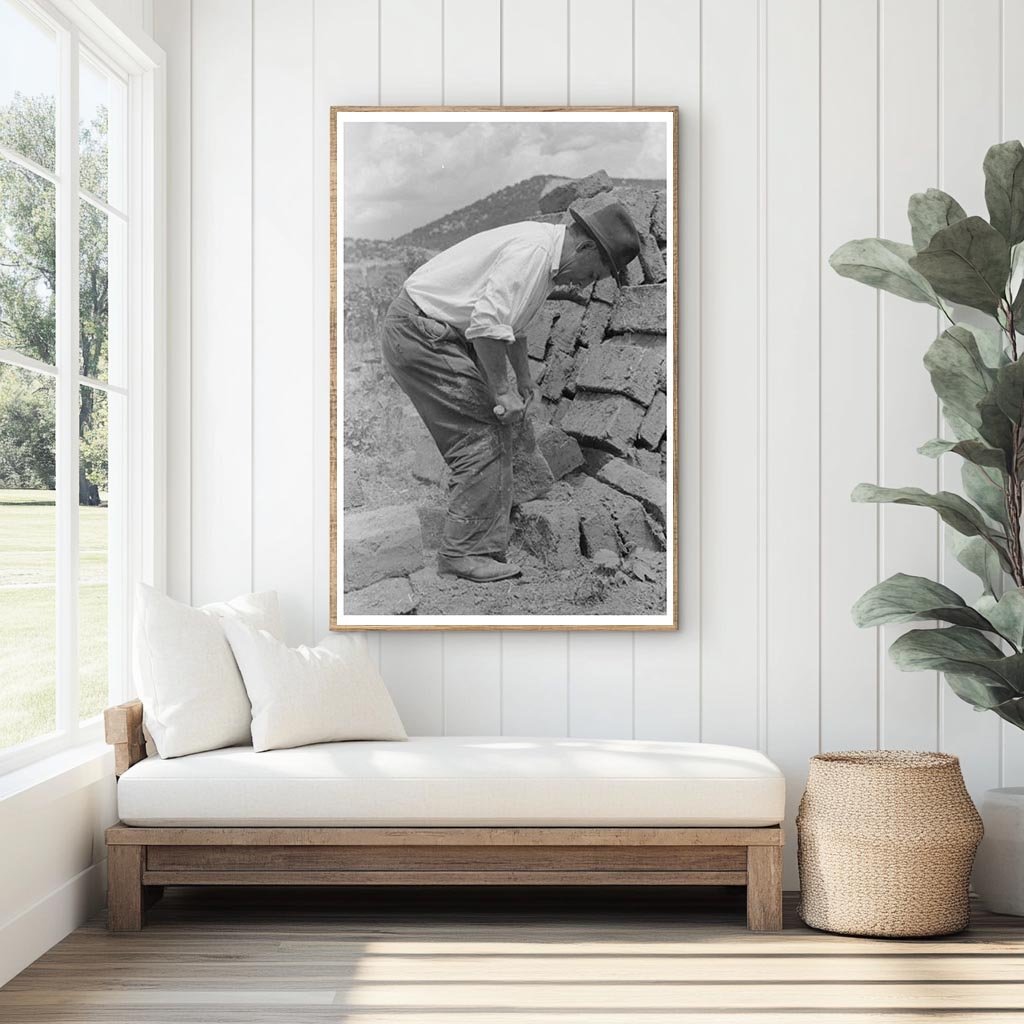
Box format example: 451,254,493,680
0,0,164,776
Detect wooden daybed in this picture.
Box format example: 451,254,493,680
104,699,785,932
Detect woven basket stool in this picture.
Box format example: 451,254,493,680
797,751,983,937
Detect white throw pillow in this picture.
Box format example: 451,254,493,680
133,584,283,758
223,622,407,752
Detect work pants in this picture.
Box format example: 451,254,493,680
380,289,513,560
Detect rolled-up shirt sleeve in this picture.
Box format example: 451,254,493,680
465,243,551,344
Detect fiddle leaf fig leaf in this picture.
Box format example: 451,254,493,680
1012,277,1024,325
977,589,1024,649
851,483,1011,567
852,573,994,630
1009,241,1024,324
830,238,943,307
978,391,1016,457
987,689,1024,728
993,357,1024,423
962,461,1009,527
944,671,1023,713
942,406,983,441
909,216,1011,315
1008,241,1024,306
908,188,968,251
918,437,1007,471
950,532,1004,596
970,322,1011,368
923,325,997,428
890,624,1003,668
889,627,1024,707
984,140,1024,246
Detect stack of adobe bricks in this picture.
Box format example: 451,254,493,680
507,172,670,570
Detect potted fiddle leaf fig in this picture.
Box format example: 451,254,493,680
831,139,1024,914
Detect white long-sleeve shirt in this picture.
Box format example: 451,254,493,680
403,221,566,344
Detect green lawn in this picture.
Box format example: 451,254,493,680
0,489,109,751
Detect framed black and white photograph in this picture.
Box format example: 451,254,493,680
330,107,678,630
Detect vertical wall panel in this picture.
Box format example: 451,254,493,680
699,0,761,749
443,0,501,105
380,633,445,734
630,0,700,741
568,0,631,104
1002,0,1024,786
439,0,504,734
877,0,941,751
502,633,569,735
153,0,190,604
253,0,316,645
313,0,379,653
819,0,879,753
497,0,571,736
938,0,1002,795
563,0,636,737
501,0,568,104
92,0,148,32
568,633,634,738
380,0,443,105
444,638,502,734
312,0,379,109
189,0,253,605
376,0,447,726
764,0,821,884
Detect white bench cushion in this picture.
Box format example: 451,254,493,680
117,736,785,828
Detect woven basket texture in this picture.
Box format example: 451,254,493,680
797,750,983,938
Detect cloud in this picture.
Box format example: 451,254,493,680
342,120,667,238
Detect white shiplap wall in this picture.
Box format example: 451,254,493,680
153,0,1024,884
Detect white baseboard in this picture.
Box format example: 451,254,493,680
0,859,107,987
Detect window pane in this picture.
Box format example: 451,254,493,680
80,203,123,383
79,384,110,723
0,362,56,750
79,51,125,209
0,158,56,364
0,0,57,172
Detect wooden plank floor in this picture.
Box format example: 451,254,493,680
3,885,1024,1022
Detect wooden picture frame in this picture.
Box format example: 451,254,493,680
330,107,679,630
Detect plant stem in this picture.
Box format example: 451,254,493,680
1005,306,1024,587
1005,474,1024,588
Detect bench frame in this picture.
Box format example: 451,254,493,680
104,700,784,932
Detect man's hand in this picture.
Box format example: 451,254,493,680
493,387,526,423
517,378,540,411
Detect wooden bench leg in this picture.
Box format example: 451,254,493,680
107,845,145,932
746,845,783,931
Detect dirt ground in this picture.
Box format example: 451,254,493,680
408,558,665,617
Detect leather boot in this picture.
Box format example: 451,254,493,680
437,554,522,582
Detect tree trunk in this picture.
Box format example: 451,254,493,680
79,465,99,506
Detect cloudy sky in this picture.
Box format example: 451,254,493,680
343,120,667,239
1,1,110,136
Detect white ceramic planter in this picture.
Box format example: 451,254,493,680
973,787,1024,916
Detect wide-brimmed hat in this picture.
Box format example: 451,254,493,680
569,200,641,285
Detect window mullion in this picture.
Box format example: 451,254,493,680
55,24,81,735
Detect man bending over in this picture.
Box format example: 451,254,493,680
381,201,640,583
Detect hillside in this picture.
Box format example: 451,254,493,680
392,174,665,251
